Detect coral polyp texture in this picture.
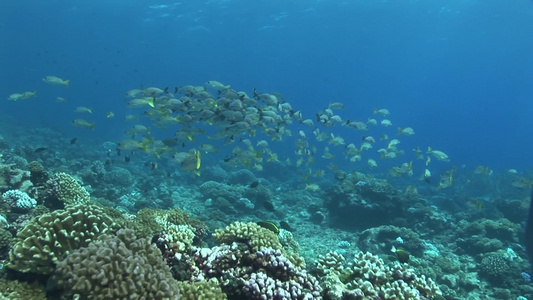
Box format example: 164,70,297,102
46,172,90,207
8,203,116,274
54,228,180,300
1,189,37,211
316,251,442,299
213,221,282,251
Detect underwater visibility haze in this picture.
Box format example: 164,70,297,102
1,0,533,299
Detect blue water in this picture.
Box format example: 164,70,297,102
2,0,533,171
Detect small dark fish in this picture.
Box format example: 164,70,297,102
224,153,237,163
279,221,294,232
162,138,178,147
124,156,130,163
70,138,77,144
174,86,178,93
163,86,169,93
150,162,157,171
34,147,47,153
256,221,279,235
116,148,121,156
395,248,410,263
250,180,260,188
262,200,275,212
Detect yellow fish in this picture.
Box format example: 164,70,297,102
72,119,94,130
180,150,201,171
43,76,69,87
75,106,92,114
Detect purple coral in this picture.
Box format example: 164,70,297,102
178,245,322,299
2,189,36,211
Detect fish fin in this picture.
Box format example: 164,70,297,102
63,80,70,87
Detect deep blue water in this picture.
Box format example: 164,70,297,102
1,0,533,172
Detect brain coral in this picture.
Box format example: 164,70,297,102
8,203,116,274
54,228,180,300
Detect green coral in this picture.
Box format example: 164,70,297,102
0,279,46,300
213,221,281,251
131,208,204,239
54,228,180,300
177,279,227,300
50,172,90,206
0,228,13,250
8,203,116,274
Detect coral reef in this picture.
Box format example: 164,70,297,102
27,161,47,187
8,203,116,274
213,221,282,252
45,172,90,208
1,190,36,212
53,228,180,300
177,279,227,300
131,207,205,240
174,244,322,299
0,279,46,300
478,252,514,285
0,163,32,193
316,251,442,299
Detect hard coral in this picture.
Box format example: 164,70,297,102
0,279,46,300
182,244,322,299
46,172,90,208
316,251,442,300
54,228,180,300
213,221,281,252
177,278,227,300
8,203,116,274
1,190,36,211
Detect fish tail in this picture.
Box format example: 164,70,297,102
63,80,70,87
196,150,201,169
147,97,155,108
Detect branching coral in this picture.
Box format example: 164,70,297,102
316,251,442,300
